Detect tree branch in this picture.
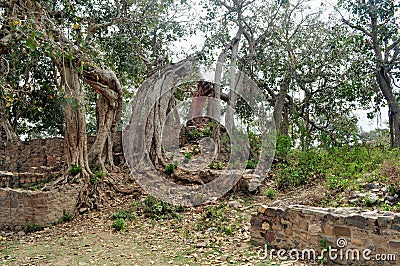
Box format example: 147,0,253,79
341,18,372,38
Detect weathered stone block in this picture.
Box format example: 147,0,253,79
345,215,367,229
262,222,270,231
258,205,267,214
308,224,321,235
388,240,400,249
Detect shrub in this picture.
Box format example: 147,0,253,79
165,163,176,174
90,170,108,184
23,224,44,234
264,188,276,199
275,134,292,159
134,196,185,220
210,162,223,170
184,152,192,160
111,210,134,221
61,209,74,222
68,164,82,176
246,158,258,169
196,203,239,235
111,218,126,231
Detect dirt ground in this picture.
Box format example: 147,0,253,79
0,187,320,266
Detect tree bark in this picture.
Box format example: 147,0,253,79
59,63,91,176
376,68,400,148
0,112,19,142
273,78,289,135
124,59,194,170
189,81,213,119
83,66,123,170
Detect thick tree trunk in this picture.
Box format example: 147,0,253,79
59,64,92,176
189,81,213,119
124,60,194,171
376,68,400,148
83,66,123,170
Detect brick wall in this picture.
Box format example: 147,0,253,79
251,205,400,265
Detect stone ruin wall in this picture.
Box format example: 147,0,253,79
251,205,400,265
0,132,124,188
0,132,123,228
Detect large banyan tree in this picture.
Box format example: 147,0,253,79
0,0,188,208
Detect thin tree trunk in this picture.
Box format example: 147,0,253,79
376,68,400,148
273,79,289,135
225,35,240,133
0,80,19,142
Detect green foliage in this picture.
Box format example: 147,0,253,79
184,152,192,160
264,188,276,199
111,210,135,221
275,135,292,160
133,196,185,220
60,210,74,222
196,203,239,236
187,128,202,140
111,218,126,232
165,163,177,175
248,131,261,158
276,149,322,190
209,162,223,170
364,193,376,207
187,126,213,140
68,165,82,176
23,224,44,234
246,158,258,169
275,145,398,192
90,170,107,185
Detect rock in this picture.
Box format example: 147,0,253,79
365,183,379,190
17,231,25,237
228,201,242,208
366,193,379,204
349,198,360,205
385,196,395,203
196,241,207,248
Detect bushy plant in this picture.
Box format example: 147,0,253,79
23,224,44,234
196,203,239,235
184,152,192,160
246,158,258,169
264,188,276,199
210,162,223,170
60,209,74,222
68,164,82,176
134,196,185,220
111,218,126,231
165,163,176,174
111,210,134,221
90,170,107,184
